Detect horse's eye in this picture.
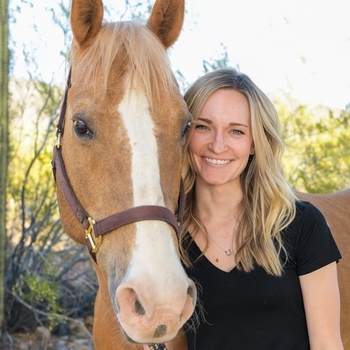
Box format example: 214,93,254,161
181,119,192,138
73,119,92,138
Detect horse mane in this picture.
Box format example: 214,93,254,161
71,20,177,104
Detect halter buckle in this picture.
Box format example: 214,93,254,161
85,217,103,254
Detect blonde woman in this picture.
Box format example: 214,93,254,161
181,68,343,349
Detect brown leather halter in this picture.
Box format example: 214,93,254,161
51,69,185,263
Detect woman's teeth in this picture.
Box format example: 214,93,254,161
204,157,230,165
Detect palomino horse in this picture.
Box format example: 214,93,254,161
52,0,197,348
296,189,350,349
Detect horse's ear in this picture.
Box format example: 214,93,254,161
71,0,104,47
147,0,185,49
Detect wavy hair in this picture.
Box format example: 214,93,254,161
180,68,297,276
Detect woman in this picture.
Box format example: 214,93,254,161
180,68,343,349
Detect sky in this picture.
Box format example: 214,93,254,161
10,0,350,110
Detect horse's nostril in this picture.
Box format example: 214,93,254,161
135,298,146,315
153,324,167,338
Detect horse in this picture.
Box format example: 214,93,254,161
295,189,350,349
52,0,197,348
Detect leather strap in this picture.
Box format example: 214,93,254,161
93,205,179,237
52,146,91,230
52,146,182,235
52,146,184,262
56,68,71,139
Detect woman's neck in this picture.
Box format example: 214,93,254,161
195,179,243,223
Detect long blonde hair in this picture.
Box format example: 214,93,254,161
181,68,297,276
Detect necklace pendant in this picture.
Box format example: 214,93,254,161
225,249,232,256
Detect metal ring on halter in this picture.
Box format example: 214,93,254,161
85,217,103,254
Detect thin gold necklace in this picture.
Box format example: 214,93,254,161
204,213,240,257
207,231,235,256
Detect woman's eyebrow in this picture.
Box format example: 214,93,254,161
197,117,212,124
197,118,249,128
228,122,249,128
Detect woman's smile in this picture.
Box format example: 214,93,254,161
203,157,231,165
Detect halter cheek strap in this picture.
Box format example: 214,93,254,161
51,69,185,263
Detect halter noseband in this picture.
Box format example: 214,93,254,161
51,69,185,263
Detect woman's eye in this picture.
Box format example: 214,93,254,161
195,124,208,131
231,129,244,135
73,119,92,137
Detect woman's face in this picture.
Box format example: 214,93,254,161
188,88,254,188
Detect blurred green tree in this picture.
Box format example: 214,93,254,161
0,0,9,339
276,97,350,193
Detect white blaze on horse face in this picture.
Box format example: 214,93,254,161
118,87,182,259
118,89,164,207
117,89,192,340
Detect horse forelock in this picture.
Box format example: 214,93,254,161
71,20,177,107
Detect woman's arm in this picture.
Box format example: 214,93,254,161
300,262,343,349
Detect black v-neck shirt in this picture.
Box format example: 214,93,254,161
184,201,341,350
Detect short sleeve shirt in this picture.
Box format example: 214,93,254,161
184,201,341,350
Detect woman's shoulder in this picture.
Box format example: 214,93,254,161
283,199,329,253
294,199,327,223
287,199,341,274
283,199,330,242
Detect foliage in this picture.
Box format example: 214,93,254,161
276,97,350,193
4,76,98,339
12,271,63,329
0,0,10,338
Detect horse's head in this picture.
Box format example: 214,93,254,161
53,0,196,346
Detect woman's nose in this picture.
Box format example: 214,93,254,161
208,132,227,153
